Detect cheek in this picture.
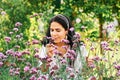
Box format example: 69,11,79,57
59,32,66,39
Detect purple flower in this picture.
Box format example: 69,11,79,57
69,72,75,78
1,11,6,15
4,37,11,43
116,70,120,76
9,68,14,76
89,76,96,80
6,49,15,56
67,50,76,57
14,71,20,75
92,56,100,62
61,39,70,44
72,43,78,49
101,41,109,48
34,53,39,59
76,18,81,23
14,45,20,49
90,46,95,51
69,27,74,32
32,39,39,44
0,62,3,67
0,52,7,59
88,63,96,68
62,46,68,50
15,51,22,58
30,67,37,74
49,70,55,76
51,65,59,70
9,32,13,34
15,22,22,27
22,50,30,55
73,32,80,40
29,75,37,80
60,58,67,64
38,75,48,80
66,67,73,73
24,66,30,73
47,58,53,63
81,26,87,29
34,48,39,53
13,28,19,32
114,39,119,45
16,35,21,38
114,65,120,70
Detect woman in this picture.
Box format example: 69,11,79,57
39,14,88,79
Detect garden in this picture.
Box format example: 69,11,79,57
0,0,120,80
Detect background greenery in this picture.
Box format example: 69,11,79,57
0,0,120,80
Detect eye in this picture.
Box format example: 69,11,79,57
56,29,61,32
50,29,54,32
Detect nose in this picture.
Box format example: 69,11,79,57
51,31,57,36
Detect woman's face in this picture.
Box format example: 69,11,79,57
50,22,68,44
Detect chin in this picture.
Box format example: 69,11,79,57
54,41,60,44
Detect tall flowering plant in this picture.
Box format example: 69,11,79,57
0,20,120,80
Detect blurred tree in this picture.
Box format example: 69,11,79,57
53,0,120,54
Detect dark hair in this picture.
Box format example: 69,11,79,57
42,14,75,48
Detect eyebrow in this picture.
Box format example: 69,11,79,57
50,27,61,30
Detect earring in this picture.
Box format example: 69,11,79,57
65,35,68,39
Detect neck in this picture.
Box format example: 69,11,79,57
54,42,67,47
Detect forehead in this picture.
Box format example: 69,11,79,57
50,22,64,29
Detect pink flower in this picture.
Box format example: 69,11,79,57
90,46,95,51
15,22,22,27
73,32,80,40
60,58,67,64
81,26,86,29
69,27,74,32
66,67,73,73
22,50,30,55
101,41,109,49
24,66,30,73
67,50,76,57
0,52,7,59
69,72,75,78
114,65,120,70
0,62,3,67
14,71,20,75
116,70,120,76
92,56,100,62
52,65,59,70
32,39,40,44
34,53,39,59
1,11,6,16
9,32,13,34
30,67,37,74
62,46,68,50
88,63,96,68
34,48,39,53
4,37,11,43
49,70,55,76
15,51,22,58
76,18,81,23
89,76,96,80
61,39,70,44
13,28,19,32
29,75,37,80
6,49,15,55
14,45,20,49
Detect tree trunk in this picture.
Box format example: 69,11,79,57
99,14,104,54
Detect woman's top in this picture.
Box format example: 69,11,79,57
38,44,88,72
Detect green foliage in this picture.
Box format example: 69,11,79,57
0,0,120,79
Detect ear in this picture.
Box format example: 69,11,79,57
65,30,68,35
